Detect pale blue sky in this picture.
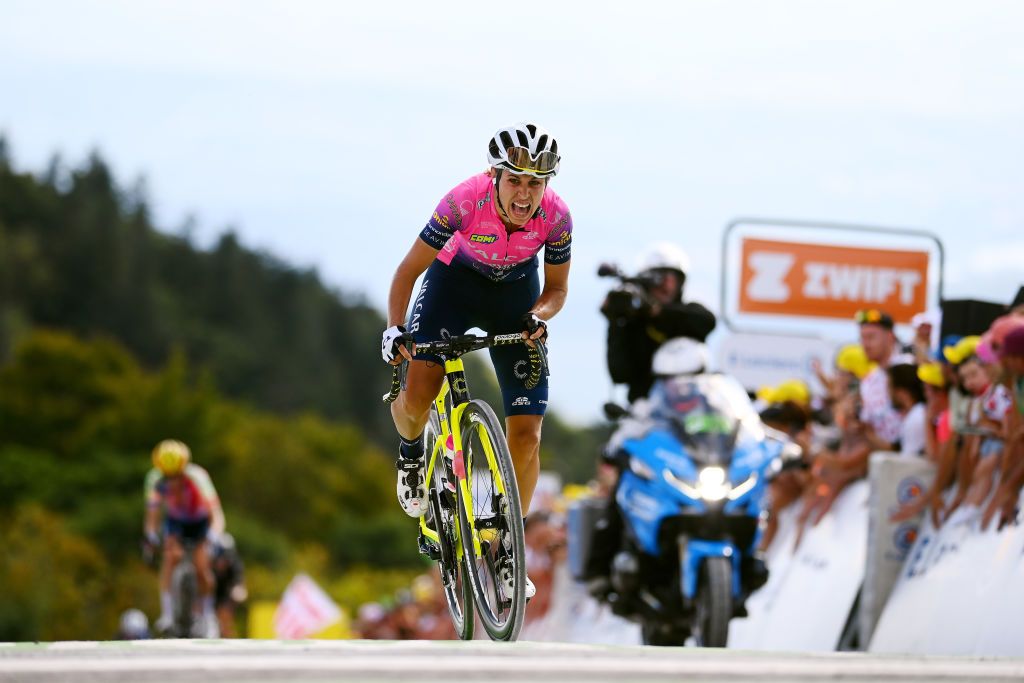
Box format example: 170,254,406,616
3,1,1023,423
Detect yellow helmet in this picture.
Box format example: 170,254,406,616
152,439,191,476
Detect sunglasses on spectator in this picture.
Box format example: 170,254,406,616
855,309,894,328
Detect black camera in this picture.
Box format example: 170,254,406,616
603,284,650,319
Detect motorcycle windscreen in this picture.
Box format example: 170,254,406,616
646,374,760,466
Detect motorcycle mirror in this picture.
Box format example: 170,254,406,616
603,401,630,421
597,263,620,278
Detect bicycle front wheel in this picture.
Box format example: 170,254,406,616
455,399,527,642
424,409,474,640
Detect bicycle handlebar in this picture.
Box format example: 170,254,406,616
382,332,549,404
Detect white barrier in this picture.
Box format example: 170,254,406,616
869,489,1024,656
728,480,869,651
860,453,935,646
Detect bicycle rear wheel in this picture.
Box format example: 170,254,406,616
456,399,527,642
424,410,474,640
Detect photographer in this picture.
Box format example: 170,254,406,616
600,243,716,403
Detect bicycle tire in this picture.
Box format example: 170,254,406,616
171,561,196,638
455,399,527,641
424,409,474,640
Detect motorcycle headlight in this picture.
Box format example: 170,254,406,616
665,466,752,502
696,466,730,502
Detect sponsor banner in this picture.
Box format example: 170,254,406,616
860,453,935,647
739,238,930,323
717,332,835,393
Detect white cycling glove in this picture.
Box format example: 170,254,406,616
382,325,408,363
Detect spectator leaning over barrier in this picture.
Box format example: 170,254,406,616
792,391,871,549
944,348,1013,525
757,396,813,551
891,336,978,526
812,343,875,413
982,325,1024,529
917,362,951,462
856,309,913,450
878,363,928,458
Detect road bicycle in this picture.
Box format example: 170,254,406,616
384,331,547,641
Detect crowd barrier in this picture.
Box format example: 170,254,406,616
728,479,869,651
869,488,1024,656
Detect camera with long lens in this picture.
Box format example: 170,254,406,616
598,263,658,320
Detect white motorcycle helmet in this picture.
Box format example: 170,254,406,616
652,337,710,376
639,242,691,278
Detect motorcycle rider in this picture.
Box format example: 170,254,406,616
600,243,716,404
583,338,712,600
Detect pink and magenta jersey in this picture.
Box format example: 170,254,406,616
418,173,572,282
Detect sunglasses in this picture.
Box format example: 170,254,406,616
855,309,882,324
855,309,893,327
504,146,559,175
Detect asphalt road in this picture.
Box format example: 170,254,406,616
2,639,1023,683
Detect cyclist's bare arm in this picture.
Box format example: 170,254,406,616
209,497,226,538
528,260,570,329
144,503,161,539
388,239,440,360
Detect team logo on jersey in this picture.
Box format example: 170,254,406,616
550,230,571,247
470,234,498,244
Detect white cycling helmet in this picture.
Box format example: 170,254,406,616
652,337,710,376
487,123,560,178
640,242,691,277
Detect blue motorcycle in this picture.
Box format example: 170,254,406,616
592,371,798,646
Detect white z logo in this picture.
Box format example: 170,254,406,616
746,252,795,302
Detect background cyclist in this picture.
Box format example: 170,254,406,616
143,439,226,636
381,122,572,600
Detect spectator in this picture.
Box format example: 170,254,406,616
758,399,813,551
812,343,874,409
793,392,872,548
891,336,979,526
917,362,952,462
855,309,913,449
943,351,1012,524
983,326,1024,528
884,364,927,458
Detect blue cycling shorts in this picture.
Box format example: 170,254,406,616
164,517,210,543
407,260,549,417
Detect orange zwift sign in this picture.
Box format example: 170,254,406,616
739,238,930,323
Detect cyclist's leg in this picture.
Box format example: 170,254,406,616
158,521,185,629
483,264,546,515
505,414,542,513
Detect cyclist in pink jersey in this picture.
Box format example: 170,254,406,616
381,123,572,600
143,439,225,636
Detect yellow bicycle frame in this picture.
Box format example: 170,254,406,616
417,356,509,559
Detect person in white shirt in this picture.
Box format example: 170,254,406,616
855,309,914,447
887,363,927,457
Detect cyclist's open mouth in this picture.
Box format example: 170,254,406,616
509,201,531,221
